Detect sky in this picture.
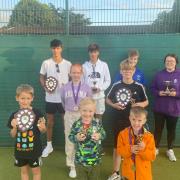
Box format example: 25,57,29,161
0,0,175,27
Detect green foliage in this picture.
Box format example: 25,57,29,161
152,0,180,33
8,0,91,28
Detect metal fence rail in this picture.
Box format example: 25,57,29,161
0,0,179,35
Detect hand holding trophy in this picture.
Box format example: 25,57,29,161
116,88,132,108
45,76,58,93
77,123,90,141
164,80,172,95
92,81,100,94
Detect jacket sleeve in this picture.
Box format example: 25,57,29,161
117,132,132,158
86,85,92,97
113,71,121,84
174,72,180,98
68,122,78,143
60,87,65,108
99,125,106,141
150,74,160,97
100,63,111,91
138,134,156,161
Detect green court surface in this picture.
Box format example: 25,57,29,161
0,148,179,180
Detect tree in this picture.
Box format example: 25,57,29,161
152,0,180,33
48,3,91,27
8,0,91,28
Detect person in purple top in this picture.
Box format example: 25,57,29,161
60,64,92,178
151,54,180,162
113,49,146,86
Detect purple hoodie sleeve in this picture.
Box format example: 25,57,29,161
60,86,65,107
175,91,180,98
87,85,92,97
150,74,160,97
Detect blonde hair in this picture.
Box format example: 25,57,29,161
130,106,148,118
79,97,96,109
120,59,135,71
128,49,139,57
70,63,83,73
16,84,34,97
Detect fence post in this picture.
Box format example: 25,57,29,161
65,0,69,35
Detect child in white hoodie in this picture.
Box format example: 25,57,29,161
83,43,111,121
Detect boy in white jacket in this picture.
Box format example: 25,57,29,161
83,43,111,120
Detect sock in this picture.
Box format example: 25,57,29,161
47,141,52,148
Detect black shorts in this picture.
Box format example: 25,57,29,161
113,118,130,148
14,157,42,168
45,102,65,114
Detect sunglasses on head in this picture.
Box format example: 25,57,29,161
55,64,60,73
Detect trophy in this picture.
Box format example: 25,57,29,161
92,81,98,92
79,123,90,138
15,108,35,132
164,80,172,95
45,76,58,92
116,88,132,107
135,134,143,144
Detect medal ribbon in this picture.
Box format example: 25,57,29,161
128,127,143,163
71,82,81,105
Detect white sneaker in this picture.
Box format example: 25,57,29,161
41,146,53,158
69,167,77,178
107,172,121,180
155,148,159,156
166,149,176,162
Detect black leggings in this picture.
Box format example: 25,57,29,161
154,112,178,149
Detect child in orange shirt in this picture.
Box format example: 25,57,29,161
117,106,155,180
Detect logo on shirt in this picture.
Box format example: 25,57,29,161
33,161,38,166
88,72,101,79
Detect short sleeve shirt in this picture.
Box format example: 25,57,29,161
7,108,44,159
107,81,147,120
40,58,71,103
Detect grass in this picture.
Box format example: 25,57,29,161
0,148,180,180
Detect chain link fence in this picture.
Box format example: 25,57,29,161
0,0,179,35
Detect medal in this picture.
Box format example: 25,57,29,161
72,82,81,111
15,108,35,132
131,164,136,171
73,106,79,111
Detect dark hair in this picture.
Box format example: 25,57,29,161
50,39,63,48
164,53,178,64
88,43,100,52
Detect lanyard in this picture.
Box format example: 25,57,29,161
71,82,81,105
128,127,143,163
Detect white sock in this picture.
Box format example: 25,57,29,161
47,141,52,148
70,167,75,170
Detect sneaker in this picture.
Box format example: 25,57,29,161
155,148,159,156
166,149,176,162
41,146,53,158
69,167,77,178
107,172,121,180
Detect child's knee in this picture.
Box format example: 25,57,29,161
32,167,41,176
21,166,29,175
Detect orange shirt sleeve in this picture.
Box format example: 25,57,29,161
117,130,132,158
